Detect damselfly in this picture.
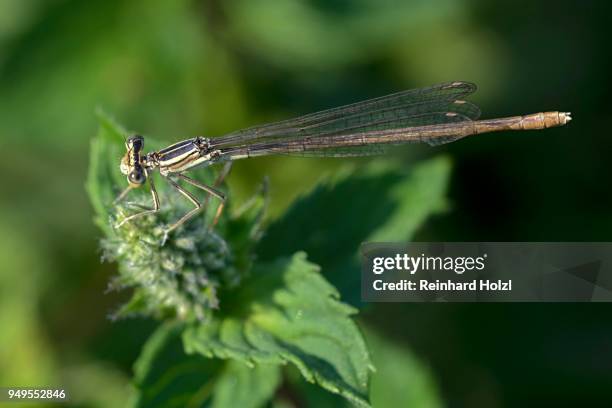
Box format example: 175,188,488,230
115,81,571,233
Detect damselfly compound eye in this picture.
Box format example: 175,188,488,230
128,169,146,186
127,135,144,150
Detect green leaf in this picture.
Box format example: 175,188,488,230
212,360,280,408
257,158,452,304
280,325,444,408
183,253,374,408
85,111,129,235
132,322,281,408
365,327,443,408
279,364,348,407
132,322,218,407
366,159,451,242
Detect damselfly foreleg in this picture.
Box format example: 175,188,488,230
114,186,133,205
115,171,160,228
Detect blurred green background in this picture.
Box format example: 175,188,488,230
1,0,611,406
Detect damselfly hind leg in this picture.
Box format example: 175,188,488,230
174,173,227,231
163,176,204,234
199,162,232,226
115,174,160,228
214,162,233,187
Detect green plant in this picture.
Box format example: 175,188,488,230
87,112,449,407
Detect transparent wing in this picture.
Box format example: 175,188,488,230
217,112,476,160
210,81,480,159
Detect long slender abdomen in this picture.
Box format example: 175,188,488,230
475,111,572,134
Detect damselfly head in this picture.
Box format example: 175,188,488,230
120,134,147,187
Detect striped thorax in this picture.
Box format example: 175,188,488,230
154,137,218,175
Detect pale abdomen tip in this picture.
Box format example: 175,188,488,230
561,112,572,124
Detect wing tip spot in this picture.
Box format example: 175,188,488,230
441,80,474,90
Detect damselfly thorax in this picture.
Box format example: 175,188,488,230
114,81,571,234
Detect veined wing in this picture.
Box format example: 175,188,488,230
214,111,477,160
211,81,479,149
207,81,480,159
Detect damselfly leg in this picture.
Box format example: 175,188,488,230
175,173,226,230
114,185,133,205
115,170,160,228
163,175,225,233
114,168,226,234
163,176,201,233
200,162,232,224
212,162,233,188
